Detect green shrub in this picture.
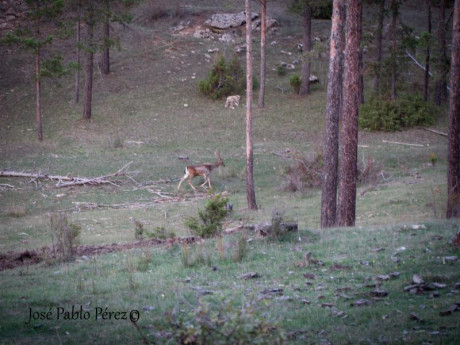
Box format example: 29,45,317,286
147,226,176,240
199,55,246,99
289,74,301,94
48,212,81,262
185,195,229,238
169,300,284,345
359,94,436,132
276,65,287,76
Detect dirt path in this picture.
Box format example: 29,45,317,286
0,236,201,271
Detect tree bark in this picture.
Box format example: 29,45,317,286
374,0,385,94
390,0,398,101
300,3,311,96
83,11,94,120
321,0,345,228
34,3,42,142
424,0,432,102
75,1,81,104
359,1,364,104
447,0,460,218
258,0,266,108
36,46,43,141
435,0,448,106
337,0,362,227
246,0,257,210
102,0,110,75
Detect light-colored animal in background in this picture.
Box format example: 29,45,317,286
225,95,240,109
177,150,225,191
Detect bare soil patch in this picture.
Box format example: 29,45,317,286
0,236,201,271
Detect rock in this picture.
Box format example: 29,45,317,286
204,11,259,31
238,272,260,280
413,274,424,284
218,32,235,43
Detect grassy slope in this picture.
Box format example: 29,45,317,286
0,0,458,344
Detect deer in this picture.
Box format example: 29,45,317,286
177,150,225,192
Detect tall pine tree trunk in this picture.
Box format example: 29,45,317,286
102,0,110,75
246,0,257,210
446,0,460,218
321,0,345,228
390,0,398,101
359,2,364,104
258,0,266,108
300,4,311,96
34,3,43,141
75,1,81,104
435,0,448,105
36,46,43,141
374,0,385,94
83,13,94,120
424,0,432,101
337,0,362,227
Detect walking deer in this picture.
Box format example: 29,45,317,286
177,150,225,191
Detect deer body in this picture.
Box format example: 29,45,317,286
177,151,224,191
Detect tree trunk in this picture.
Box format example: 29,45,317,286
435,0,448,106
300,4,311,96
321,0,345,228
75,2,81,104
359,2,364,104
424,0,432,101
447,0,460,218
258,0,266,108
374,0,385,94
36,46,43,141
245,0,257,210
390,0,398,101
102,0,110,75
337,0,362,227
34,4,42,142
83,13,94,120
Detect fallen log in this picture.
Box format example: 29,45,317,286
382,140,425,147
0,161,133,188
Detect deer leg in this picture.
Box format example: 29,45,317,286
188,176,197,192
200,174,211,189
177,174,188,190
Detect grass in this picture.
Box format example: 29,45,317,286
0,0,459,344
0,223,459,344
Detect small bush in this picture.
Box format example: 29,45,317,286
185,195,229,238
359,94,436,132
282,150,382,193
7,205,26,218
199,55,246,100
48,212,81,262
147,226,176,240
181,243,212,268
289,74,301,94
134,220,145,240
232,234,248,262
281,150,323,193
169,300,284,345
276,65,287,76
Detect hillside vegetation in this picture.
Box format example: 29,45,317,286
0,1,458,344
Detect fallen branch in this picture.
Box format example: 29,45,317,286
422,127,448,137
382,140,425,147
406,50,450,93
0,162,134,188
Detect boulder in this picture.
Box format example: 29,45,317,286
204,11,259,31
